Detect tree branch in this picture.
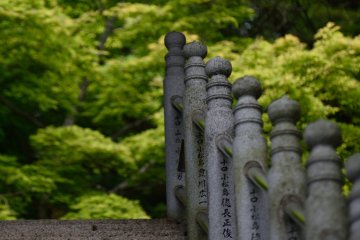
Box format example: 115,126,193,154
64,15,116,125
110,159,156,194
63,77,89,126
111,118,150,140
98,16,116,64
0,95,44,127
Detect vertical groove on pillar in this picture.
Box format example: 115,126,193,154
304,120,347,239
232,76,269,240
183,41,208,240
204,57,237,240
346,153,360,240
164,32,186,220
267,96,305,240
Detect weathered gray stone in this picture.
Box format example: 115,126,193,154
183,42,207,59
304,120,342,150
183,41,208,240
204,57,237,240
232,76,269,240
163,33,358,239
0,219,186,240
304,120,347,240
346,153,360,240
205,57,232,78
268,96,305,240
164,32,186,220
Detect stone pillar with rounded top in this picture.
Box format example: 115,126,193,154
164,32,186,220
267,96,305,240
346,153,360,240
232,76,269,240
183,41,208,240
304,120,347,239
204,57,237,240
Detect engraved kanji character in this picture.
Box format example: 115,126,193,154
251,232,261,240
197,147,203,156
221,174,229,187
222,208,231,218
220,158,228,166
250,205,257,212
250,196,258,203
199,168,206,177
250,188,257,195
177,172,183,180
251,211,259,221
199,189,207,198
221,198,231,208
174,115,181,126
252,221,260,230
223,228,232,238
198,179,206,188
221,174,228,181
198,157,204,167
223,188,230,196
222,219,231,227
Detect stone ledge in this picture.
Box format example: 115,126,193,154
0,219,186,240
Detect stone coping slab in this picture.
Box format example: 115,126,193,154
0,219,186,240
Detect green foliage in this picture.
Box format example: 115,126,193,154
119,112,166,217
248,0,360,44
224,23,360,159
0,202,16,220
31,126,133,176
0,154,61,217
0,0,358,220
0,0,92,113
29,126,137,218
104,0,253,55
61,193,149,219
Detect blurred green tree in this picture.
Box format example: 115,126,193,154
246,0,360,45
0,0,358,220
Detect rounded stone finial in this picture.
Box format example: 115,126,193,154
304,119,342,150
346,153,360,182
205,56,232,78
164,32,186,49
183,41,207,59
232,75,262,99
267,96,300,124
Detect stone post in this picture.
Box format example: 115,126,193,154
304,120,347,239
232,76,269,240
164,32,186,220
204,57,237,240
267,96,305,240
346,153,360,240
183,41,208,240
